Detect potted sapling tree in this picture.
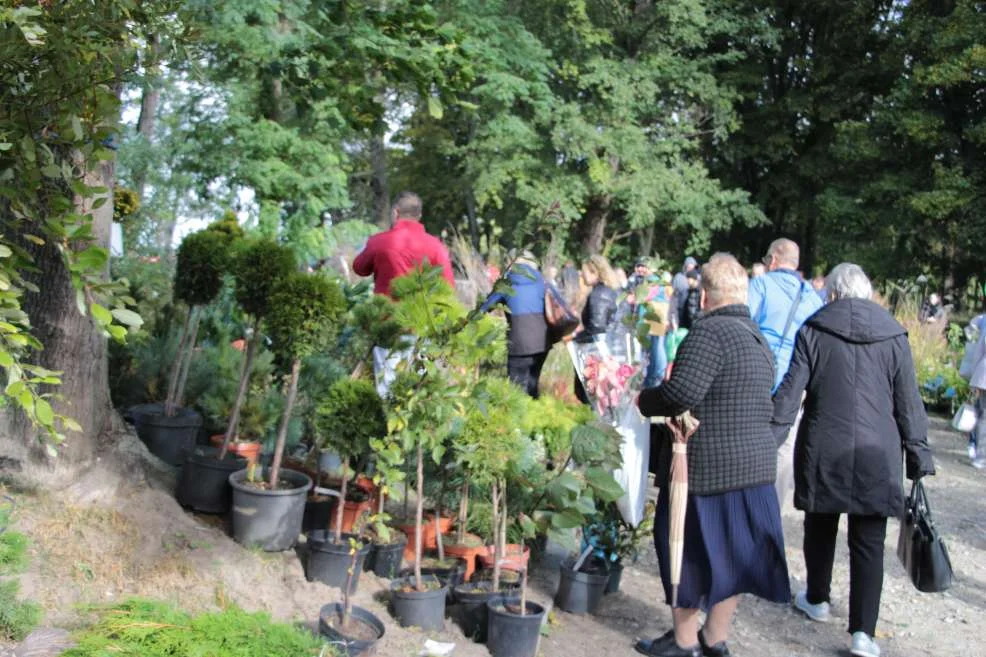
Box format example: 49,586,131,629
385,266,504,631
138,225,234,465
229,271,346,551
306,378,385,591
218,237,296,462
583,501,655,595
450,376,528,643
318,532,386,657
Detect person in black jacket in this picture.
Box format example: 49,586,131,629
772,263,936,657
635,253,790,657
573,254,619,404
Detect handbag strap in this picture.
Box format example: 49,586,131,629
909,479,933,520
776,281,808,357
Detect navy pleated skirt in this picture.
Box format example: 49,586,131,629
653,483,791,610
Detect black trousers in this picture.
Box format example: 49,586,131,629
803,512,888,636
507,352,548,399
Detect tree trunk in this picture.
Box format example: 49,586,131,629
640,225,655,260
414,441,424,591
164,308,193,416
4,159,115,480
456,479,468,544
220,318,262,457
173,305,201,410
465,191,479,251
133,33,160,203
370,133,390,229
335,457,349,544
582,195,612,256
268,358,301,490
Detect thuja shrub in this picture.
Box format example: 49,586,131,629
63,599,333,657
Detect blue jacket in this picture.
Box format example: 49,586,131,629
481,264,550,356
748,269,823,391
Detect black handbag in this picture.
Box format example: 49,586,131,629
897,479,953,593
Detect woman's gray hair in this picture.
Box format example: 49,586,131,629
826,263,873,301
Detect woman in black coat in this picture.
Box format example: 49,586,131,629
772,263,935,657
573,254,619,404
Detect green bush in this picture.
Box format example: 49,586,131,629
205,210,245,240
265,273,347,364
173,230,232,307
231,239,297,319
314,379,386,458
0,531,29,574
62,599,331,657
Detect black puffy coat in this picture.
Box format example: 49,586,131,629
576,283,617,342
771,298,936,517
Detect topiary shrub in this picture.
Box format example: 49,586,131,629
264,272,347,489
314,379,386,543
205,210,245,240
219,238,296,453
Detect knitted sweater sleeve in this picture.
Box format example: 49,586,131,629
638,323,722,417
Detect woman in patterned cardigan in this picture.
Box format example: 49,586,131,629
635,253,790,657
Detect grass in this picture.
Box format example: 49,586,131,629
0,497,42,641
62,599,334,657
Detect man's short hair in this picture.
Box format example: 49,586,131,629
392,191,422,219
765,238,799,268
702,253,748,307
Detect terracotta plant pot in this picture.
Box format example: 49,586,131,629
397,514,453,563
329,498,373,534
477,544,530,572
443,533,485,582
209,434,262,465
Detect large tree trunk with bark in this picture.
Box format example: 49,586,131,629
1,159,115,485
371,133,390,229
582,195,612,256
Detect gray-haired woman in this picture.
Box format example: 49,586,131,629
772,263,936,657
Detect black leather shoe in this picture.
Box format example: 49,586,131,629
699,630,731,657
634,631,701,657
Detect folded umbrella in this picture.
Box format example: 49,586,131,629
667,411,699,607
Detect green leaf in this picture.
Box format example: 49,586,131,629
90,303,111,325
427,95,444,119
0,350,12,368
75,289,86,316
550,507,584,529
61,417,82,433
585,466,625,502
0,245,11,258
107,324,127,342
35,398,53,425
74,246,108,271
70,116,83,141
110,308,143,328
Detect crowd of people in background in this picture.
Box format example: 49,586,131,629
355,191,945,657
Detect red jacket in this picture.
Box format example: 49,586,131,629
352,219,455,297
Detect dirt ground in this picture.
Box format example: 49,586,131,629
3,415,984,657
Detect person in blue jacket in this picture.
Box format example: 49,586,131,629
748,237,823,510
480,251,553,398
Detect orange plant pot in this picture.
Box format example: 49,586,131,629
477,544,530,572
329,498,373,534
209,435,261,465
443,533,485,582
397,515,453,563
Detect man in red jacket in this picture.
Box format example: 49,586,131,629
352,191,455,297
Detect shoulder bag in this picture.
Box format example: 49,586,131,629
897,479,953,592
544,284,579,342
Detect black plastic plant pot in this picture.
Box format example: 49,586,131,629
175,446,246,513
229,468,311,552
605,561,624,595
487,597,547,657
401,556,467,594
452,582,503,643
302,496,333,534
318,602,385,657
555,557,610,614
307,532,371,592
135,407,202,466
124,402,165,427
369,538,406,579
390,575,447,630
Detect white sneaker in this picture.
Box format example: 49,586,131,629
793,590,831,622
850,631,880,657
969,444,978,461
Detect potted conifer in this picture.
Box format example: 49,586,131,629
229,271,346,551
137,223,235,465
306,379,384,591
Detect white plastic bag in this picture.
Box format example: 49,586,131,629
951,402,977,433
613,405,651,527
